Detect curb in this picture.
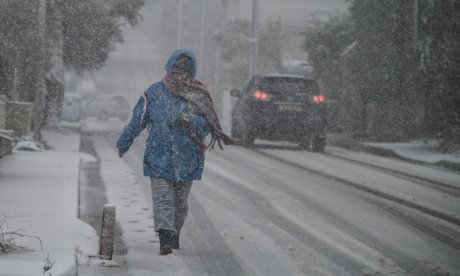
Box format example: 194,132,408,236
358,143,460,172
329,139,460,173
435,160,460,172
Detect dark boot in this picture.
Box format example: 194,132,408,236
171,231,180,249
158,229,173,255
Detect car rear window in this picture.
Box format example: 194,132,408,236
257,77,319,95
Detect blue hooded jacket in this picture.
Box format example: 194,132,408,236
116,49,212,181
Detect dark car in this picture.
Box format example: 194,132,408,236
230,75,327,151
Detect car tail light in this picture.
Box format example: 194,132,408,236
254,90,269,101
313,94,325,104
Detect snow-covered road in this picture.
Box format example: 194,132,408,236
93,134,460,276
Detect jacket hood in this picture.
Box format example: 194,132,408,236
165,49,197,79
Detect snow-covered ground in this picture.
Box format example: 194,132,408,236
202,145,460,275
257,147,460,223
89,136,193,275
82,131,460,275
327,146,460,187
365,140,460,164
81,117,127,135
1,123,459,275
0,131,98,276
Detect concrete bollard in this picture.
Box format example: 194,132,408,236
99,204,116,260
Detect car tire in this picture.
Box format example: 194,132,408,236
240,119,255,147
232,116,255,147
231,119,240,138
298,138,310,150
311,136,326,152
242,129,255,147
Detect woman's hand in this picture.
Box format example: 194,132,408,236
180,112,191,126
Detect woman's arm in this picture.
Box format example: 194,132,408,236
116,95,150,153
188,114,212,137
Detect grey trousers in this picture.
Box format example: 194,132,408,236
150,177,193,234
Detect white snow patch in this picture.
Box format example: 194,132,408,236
81,117,126,134
87,258,120,267
92,136,192,275
365,140,460,164
14,141,43,152
0,131,98,276
258,148,460,222
327,146,460,189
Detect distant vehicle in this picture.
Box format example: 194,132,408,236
81,94,130,121
230,74,327,151
61,93,81,123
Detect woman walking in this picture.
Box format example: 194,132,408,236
116,49,239,255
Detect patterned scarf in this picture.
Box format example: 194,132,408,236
163,74,241,152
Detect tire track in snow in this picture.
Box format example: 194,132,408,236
202,165,409,275
324,149,460,198
206,148,460,275
253,148,460,227
117,135,246,276
111,134,460,275
218,148,460,252
204,154,422,275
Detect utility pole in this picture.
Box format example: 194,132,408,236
32,0,47,142
248,0,259,77
214,0,224,88
198,0,207,77
176,0,184,48
413,0,419,51
46,0,65,128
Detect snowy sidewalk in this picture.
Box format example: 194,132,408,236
328,133,460,171
363,140,460,168
0,131,98,276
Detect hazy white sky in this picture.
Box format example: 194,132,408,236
92,0,351,103
227,0,350,25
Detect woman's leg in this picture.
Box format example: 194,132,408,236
150,177,177,233
174,180,193,233
171,181,192,249
150,177,178,254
